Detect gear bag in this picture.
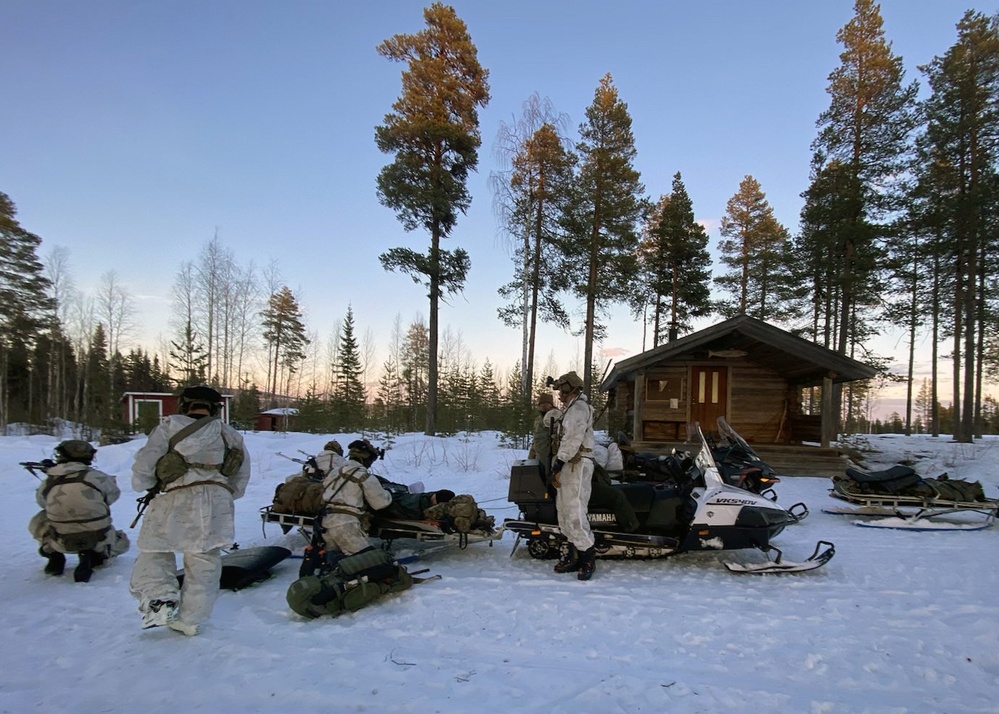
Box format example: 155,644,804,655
286,548,413,619
272,477,325,515
423,493,486,534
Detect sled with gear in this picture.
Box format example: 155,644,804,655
500,423,832,574
261,475,500,552
176,545,293,591
825,464,999,530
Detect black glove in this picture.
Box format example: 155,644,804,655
552,459,565,475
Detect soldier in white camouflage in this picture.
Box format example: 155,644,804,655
28,440,130,583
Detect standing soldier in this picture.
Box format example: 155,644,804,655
550,371,597,581
129,385,251,636
28,440,130,582
527,392,561,478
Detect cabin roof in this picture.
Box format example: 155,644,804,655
600,315,877,391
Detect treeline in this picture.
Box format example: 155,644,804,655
4,1,999,441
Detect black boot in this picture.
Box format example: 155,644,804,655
553,544,579,574
577,547,596,581
74,551,94,583
41,549,65,576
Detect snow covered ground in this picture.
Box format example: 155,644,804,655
2,429,998,714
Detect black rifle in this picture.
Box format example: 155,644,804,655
19,459,56,479
130,485,161,529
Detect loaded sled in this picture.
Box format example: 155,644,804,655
500,423,833,574
826,465,999,530
260,505,500,550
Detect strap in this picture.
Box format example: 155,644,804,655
42,470,103,501
162,479,236,495
168,415,217,450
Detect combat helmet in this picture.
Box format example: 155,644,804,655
179,385,223,416
54,440,97,465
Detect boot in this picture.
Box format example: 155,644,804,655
553,544,579,574
74,551,94,583
41,549,65,576
577,547,596,581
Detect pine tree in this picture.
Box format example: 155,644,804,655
633,172,712,345
562,73,647,391
916,10,999,442
494,100,575,401
375,3,490,436
260,286,310,403
809,0,918,430
716,175,800,323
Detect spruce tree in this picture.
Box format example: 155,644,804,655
331,306,366,430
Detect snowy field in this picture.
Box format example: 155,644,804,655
2,429,998,714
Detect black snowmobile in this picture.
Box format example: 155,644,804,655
501,423,833,574
616,418,781,497
705,417,782,496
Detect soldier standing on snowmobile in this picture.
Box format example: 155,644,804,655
551,371,597,581
319,439,393,556
527,392,560,477
28,440,130,582
129,385,251,636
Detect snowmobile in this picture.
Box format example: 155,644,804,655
706,417,782,496
615,418,781,497
501,423,833,574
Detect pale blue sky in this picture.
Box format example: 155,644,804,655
2,1,994,409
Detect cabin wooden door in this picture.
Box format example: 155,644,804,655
689,366,728,431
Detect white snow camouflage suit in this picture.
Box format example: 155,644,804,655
129,414,251,631
554,392,596,551
319,458,392,556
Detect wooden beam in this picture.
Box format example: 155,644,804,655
820,376,835,447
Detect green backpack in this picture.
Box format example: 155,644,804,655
286,548,413,619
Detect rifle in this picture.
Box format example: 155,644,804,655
130,485,161,529
19,460,55,480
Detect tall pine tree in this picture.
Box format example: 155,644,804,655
561,73,647,391
375,3,490,436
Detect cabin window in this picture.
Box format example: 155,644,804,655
646,377,682,403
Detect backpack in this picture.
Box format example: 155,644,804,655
272,477,325,516
423,494,488,534
42,470,111,552
286,548,413,619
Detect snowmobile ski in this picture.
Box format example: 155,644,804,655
724,540,835,574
